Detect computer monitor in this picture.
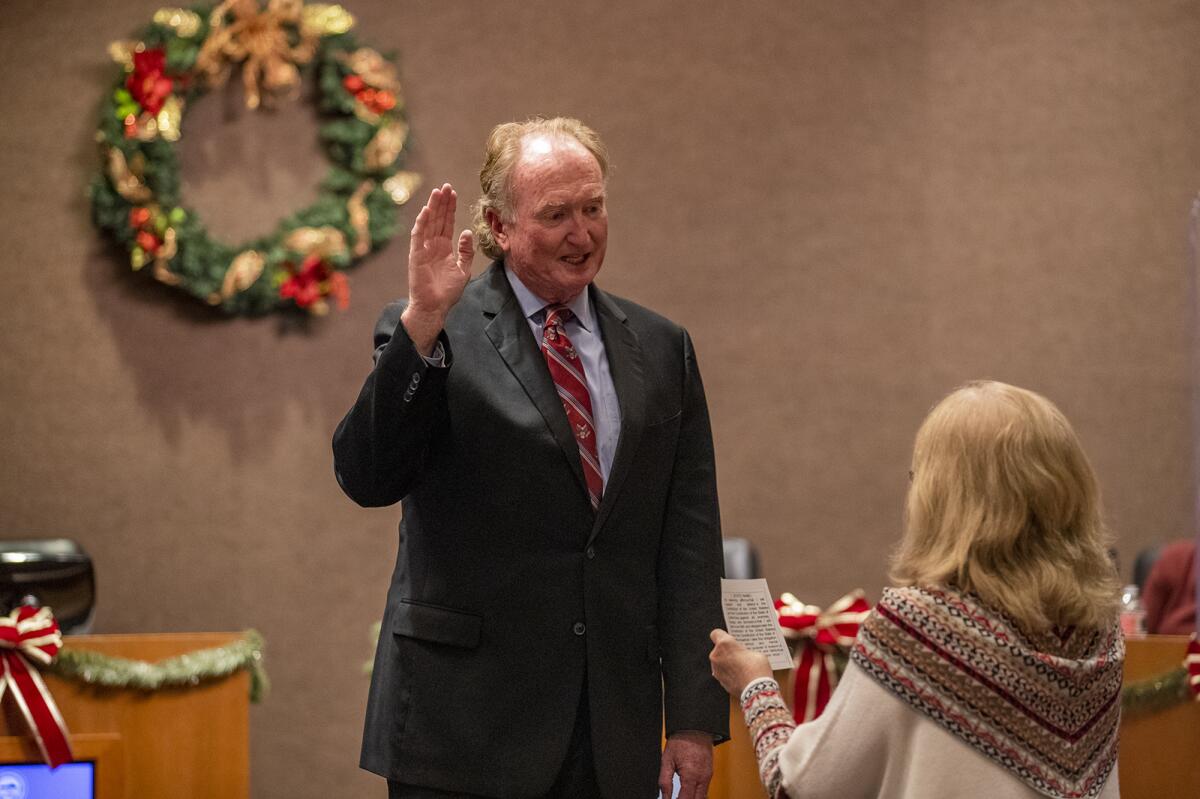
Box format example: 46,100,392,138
0,736,121,798
0,762,94,798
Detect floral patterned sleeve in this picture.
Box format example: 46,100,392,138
739,677,795,799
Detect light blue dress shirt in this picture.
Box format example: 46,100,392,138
503,268,622,483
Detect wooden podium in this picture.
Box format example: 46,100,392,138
0,632,250,799
707,635,1200,799
1118,634,1200,799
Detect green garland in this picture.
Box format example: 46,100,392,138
1120,665,1192,719
48,630,269,703
89,2,420,316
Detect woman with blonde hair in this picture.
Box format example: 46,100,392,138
710,380,1123,798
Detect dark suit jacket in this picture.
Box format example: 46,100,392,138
333,261,728,798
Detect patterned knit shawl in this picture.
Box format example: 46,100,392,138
851,585,1123,799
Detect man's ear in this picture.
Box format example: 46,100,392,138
486,209,509,251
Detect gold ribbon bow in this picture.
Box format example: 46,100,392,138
195,0,325,109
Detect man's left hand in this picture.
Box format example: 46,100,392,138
658,730,713,799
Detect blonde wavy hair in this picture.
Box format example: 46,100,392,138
891,380,1120,632
470,116,610,260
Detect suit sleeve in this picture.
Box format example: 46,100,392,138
657,329,730,741
332,302,452,507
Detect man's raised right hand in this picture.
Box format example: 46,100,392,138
401,183,475,356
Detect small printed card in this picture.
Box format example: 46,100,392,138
720,578,794,670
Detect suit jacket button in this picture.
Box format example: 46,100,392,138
586,546,596,559
572,621,586,636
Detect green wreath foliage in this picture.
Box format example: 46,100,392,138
89,2,420,316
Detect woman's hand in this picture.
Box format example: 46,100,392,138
709,629,772,697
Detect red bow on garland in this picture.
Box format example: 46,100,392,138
1187,633,1199,702
0,606,73,767
775,590,872,723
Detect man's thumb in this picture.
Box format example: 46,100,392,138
457,229,475,268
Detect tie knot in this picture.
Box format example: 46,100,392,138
543,305,573,341
544,305,573,326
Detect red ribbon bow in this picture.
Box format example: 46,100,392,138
0,606,73,767
775,590,872,723
1187,633,1199,702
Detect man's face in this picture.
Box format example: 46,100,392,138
490,135,607,305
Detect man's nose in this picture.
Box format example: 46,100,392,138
564,212,589,243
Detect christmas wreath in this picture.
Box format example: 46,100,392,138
89,1,421,316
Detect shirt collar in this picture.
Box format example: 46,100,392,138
504,265,595,332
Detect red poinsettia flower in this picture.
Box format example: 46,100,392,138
126,48,174,115
278,255,350,311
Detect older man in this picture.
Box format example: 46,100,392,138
334,117,727,798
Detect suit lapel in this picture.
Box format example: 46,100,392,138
590,286,646,544
480,263,589,498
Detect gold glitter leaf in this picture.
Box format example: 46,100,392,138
382,172,422,206
208,250,266,304
301,4,355,36
107,41,135,69
153,228,181,286
364,120,409,172
283,226,348,258
155,96,184,142
153,8,202,38
347,182,374,256
338,48,401,94
107,148,153,204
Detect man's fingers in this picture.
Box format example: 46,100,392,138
457,229,475,270
415,184,451,243
429,183,452,240
440,187,457,239
657,756,674,798
428,184,448,240
676,771,708,799
411,201,431,241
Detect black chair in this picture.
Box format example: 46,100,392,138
0,539,95,633
1132,544,1163,591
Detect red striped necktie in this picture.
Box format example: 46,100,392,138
542,305,603,510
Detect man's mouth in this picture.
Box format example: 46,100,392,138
560,253,589,266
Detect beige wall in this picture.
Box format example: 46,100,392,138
0,1,1196,796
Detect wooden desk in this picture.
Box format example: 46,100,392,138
0,632,250,799
708,636,1199,799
